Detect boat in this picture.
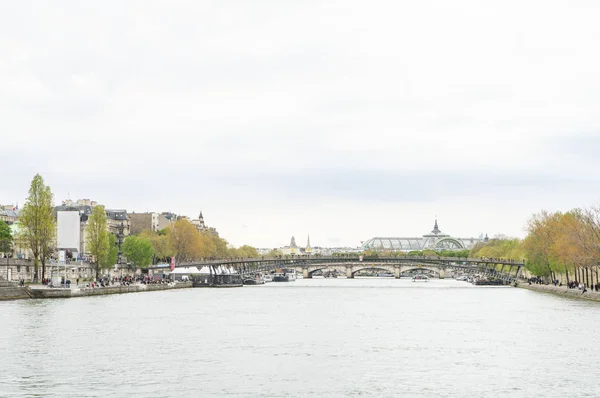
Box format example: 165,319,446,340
191,266,243,287
412,275,429,282
263,274,273,283
243,274,265,285
272,268,297,282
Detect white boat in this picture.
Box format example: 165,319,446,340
273,268,297,282
263,274,273,283
412,275,429,282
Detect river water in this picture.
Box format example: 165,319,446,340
2,278,600,397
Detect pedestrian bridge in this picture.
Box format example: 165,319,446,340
182,256,524,282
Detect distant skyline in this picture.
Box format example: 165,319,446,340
2,1,600,248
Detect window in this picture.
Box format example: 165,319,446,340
17,266,21,272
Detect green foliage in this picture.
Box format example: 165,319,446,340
437,249,470,257
19,174,56,280
86,205,109,279
470,237,524,260
122,235,154,269
0,220,12,254
266,249,282,257
228,245,259,258
102,234,118,268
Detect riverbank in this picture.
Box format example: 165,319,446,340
0,281,193,301
517,282,600,302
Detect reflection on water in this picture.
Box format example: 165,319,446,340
2,278,600,397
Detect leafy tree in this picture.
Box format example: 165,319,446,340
122,235,154,270
103,234,119,269
0,220,12,255
86,205,109,280
168,219,201,263
470,237,523,261
19,174,56,281
140,230,173,263
266,249,282,257
228,245,259,258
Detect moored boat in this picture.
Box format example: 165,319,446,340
412,275,429,282
272,268,297,282
243,274,266,285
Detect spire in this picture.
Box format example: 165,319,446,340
431,219,441,235
199,211,203,220
306,234,311,248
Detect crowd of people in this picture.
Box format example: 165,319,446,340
83,275,173,288
528,276,600,293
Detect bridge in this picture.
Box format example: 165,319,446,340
179,256,524,283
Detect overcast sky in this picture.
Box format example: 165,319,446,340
2,1,600,248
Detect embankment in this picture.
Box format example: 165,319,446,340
0,282,32,300
517,282,600,302
1,281,192,301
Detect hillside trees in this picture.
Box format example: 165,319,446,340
19,174,56,281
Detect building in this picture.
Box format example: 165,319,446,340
54,200,131,259
57,210,82,256
158,212,177,230
361,220,486,252
281,236,300,256
191,211,219,235
105,209,130,260
129,212,160,235
0,205,19,225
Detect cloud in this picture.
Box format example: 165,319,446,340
2,0,600,247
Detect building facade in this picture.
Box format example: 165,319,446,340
361,220,486,252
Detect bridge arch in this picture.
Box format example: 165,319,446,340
435,238,465,250
350,266,396,277
400,266,441,277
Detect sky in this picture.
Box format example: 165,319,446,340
2,0,600,248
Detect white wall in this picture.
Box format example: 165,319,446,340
57,211,81,253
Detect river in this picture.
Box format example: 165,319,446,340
1,278,600,397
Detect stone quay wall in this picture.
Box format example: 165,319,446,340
1,281,192,300
517,282,600,303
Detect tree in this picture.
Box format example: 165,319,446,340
122,236,154,270
0,220,12,255
19,174,56,282
266,249,282,258
168,219,201,263
86,205,109,280
103,234,118,269
236,245,259,258
140,230,173,263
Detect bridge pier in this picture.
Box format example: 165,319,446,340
346,266,353,279
303,268,311,279
394,267,401,279
438,268,446,279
